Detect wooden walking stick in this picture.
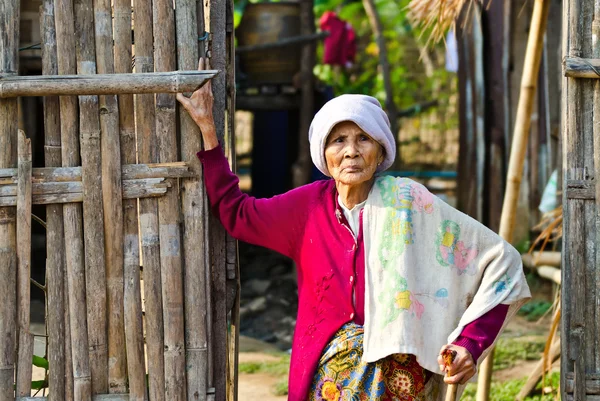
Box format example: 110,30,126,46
442,348,459,401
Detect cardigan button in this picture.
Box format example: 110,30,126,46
349,312,355,319
349,275,354,283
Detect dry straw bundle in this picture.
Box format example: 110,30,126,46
407,0,474,43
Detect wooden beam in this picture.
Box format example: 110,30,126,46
0,70,218,97
235,32,328,53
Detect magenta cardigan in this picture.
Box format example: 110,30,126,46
198,146,508,401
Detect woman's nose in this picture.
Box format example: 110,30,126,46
344,143,359,157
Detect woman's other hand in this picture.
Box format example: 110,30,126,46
176,57,219,150
437,344,476,385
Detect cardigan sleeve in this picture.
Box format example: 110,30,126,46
451,303,509,362
197,145,320,259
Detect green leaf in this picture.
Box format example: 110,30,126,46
32,355,49,370
31,380,48,390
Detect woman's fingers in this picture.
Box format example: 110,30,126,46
176,93,192,110
438,344,476,384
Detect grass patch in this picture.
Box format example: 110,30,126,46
518,300,553,322
460,371,560,401
493,337,546,371
238,354,290,395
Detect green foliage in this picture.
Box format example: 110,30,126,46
460,372,560,401
273,377,289,396
32,355,49,370
238,354,291,395
518,300,553,322
493,337,546,371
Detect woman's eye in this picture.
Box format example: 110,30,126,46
359,135,370,141
334,137,344,143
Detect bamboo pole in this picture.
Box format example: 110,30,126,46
0,0,19,398
16,130,33,398
153,1,187,399
55,0,92,398
175,0,210,398
0,71,218,98
225,2,239,400
133,0,166,399
41,2,67,400
113,2,148,398
210,0,229,397
93,0,128,392
476,1,551,400
73,1,109,392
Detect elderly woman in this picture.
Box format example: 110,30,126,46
177,59,530,401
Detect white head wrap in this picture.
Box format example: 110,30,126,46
308,94,396,177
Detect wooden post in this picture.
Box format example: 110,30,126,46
92,0,128,393
153,1,187,399
210,0,228,397
476,1,551,400
113,0,148,398
225,2,239,400
55,0,92,398
41,2,67,400
0,0,19,398
73,0,109,393
16,130,33,398
133,0,166,399
175,0,210,398
362,0,399,140
292,0,316,188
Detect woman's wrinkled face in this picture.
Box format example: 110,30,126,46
325,121,384,186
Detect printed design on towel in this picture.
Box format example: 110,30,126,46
493,273,512,294
375,176,440,327
377,269,450,327
377,176,434,263
435,220,478,275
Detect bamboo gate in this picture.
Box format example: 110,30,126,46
562,0,600,399
0,0,240,400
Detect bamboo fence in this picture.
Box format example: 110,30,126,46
0,0,235,399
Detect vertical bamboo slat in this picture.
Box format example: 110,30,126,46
93,0,128,393
225,2,239,399
562,0,586,399
41,2,67,400
73,0,109,393
0,0,19,398
114,0,148,399
153,1,187,399
54,0,92,398
133,0,166,399
210,0,228,398
16,130,33,398
175,0,210,398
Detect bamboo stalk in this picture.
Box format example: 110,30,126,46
0,0,19,398
0,71,217,98
175,0,210,398
92,0,128,392
476,1,551,400
16,130,33,398
210,0,229,397
41,2,67,399
226,2,239,400
114,2,148,398
133,0,166,399
153,0,187,399
55,0,92,398
73,0,110,393
564,57,600,78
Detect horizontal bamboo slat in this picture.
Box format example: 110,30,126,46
0,178,171,206
564,57,600,78
0,71,218,97
0,162,194,183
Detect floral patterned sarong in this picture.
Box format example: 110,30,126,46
308,323,432,401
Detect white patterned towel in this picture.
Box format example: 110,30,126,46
362,176,531,398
